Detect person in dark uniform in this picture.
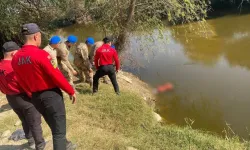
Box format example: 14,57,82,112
93,36,120,95
0,41,45,150
11,23,76,150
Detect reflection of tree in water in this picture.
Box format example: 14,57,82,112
156,93,225,135
172,15,250,67
57,24,104,43
224,37,250,70
120,51,145,69
119,31,166,69
215,15,250,70
209,15,250,38
172,22,224,65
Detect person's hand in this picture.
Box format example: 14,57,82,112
72,70,78,76
89,68,93,73
116,70,119,74
69,94,76,104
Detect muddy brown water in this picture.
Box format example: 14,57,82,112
60,14,250,139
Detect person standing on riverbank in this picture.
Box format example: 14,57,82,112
74,37,94,86
57,35,78,90
11,23,76,150
93,36,120,95
43,35,61,68
89,40,109,84
0,41,45,150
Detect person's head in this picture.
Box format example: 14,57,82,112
1,41,20,60
66,35,78,48
22,23,42,47
103,36,114,46
49,35,61,49
85,37,95,47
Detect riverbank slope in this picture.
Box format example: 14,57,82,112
0,71,248,150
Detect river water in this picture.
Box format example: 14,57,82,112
59,14,250,139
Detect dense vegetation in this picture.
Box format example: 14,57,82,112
0,0,249,48
0,0,209,47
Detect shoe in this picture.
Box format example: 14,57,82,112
92,91,97,95
29,144,35,150
66,140,77,150
27,138,35,149
28,138,46,150
37,142,46,150
116,92,120,95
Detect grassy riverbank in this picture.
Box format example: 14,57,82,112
0,72,249,150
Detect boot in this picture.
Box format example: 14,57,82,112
66,140,77,150
27,138,35,149
28,138,46,150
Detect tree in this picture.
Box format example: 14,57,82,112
85,0,210,51
0,0,69,45
0,0,211,48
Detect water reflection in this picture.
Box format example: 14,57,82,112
122,14,250,138
56,24,104,43
156,93,225,134
61,14,250,138
225,37,250,70
173,23,223,65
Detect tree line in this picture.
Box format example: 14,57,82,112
0,0,248,49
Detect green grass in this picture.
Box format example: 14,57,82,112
0,79,249,150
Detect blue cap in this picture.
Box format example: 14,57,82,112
86,37,95,45
50,36,61,44
67,35,78,44
111,45,115,49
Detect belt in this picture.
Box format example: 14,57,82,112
6,92,27,97
100,64,113,67
32,88,60,96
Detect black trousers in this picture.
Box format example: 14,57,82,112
6,94,45,150
93,65,119,93
32,88,66,150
